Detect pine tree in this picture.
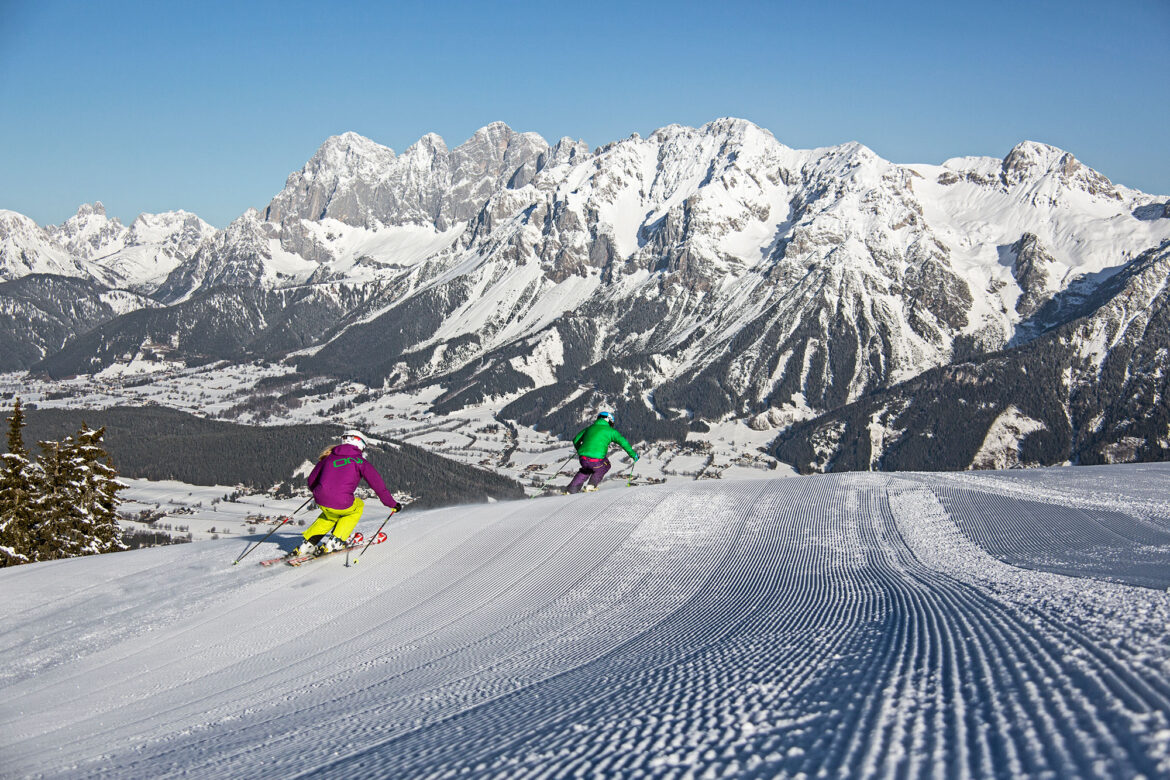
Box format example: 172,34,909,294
1,403,128,566
33,425,126,559
73,424,125,555
32,438,82,560
0,398,39,566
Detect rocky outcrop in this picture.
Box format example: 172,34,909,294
262,123,550,231
1010,233,1056,317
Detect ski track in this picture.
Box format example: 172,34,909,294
1,468,1168,779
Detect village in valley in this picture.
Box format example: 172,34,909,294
2,359,785,545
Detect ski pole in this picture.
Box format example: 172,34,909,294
533,454,575,488
348,507,398,566
625,460,637,486
232,496,313,565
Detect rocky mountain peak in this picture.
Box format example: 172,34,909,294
75,201,108,218
703,116,768,137
316,131,395,162
263,133,398,226
226,208,268,238
0,210,94,282
262,124,550,232
51,201,127,262
541,137,591,174
1001,141,1117,197
406,132,448,158
128,209,202,230
0,209,41,231
123,210,214,249
1002,140,1068,178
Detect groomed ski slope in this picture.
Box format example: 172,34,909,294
2,465,1169,779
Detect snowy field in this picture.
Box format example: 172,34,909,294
1,367,794,493
117,479,317,542
2,464,1169,779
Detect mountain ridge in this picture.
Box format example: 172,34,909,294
4,118,1169,471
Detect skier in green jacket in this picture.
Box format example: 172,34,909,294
567,411,638,493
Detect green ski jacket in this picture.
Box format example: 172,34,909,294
572,419,637,460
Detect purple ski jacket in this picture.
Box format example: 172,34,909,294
307,443,399,511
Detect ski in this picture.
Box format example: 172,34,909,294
259,531,386,567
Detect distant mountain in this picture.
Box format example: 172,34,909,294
1,203,215,292
0,210,95,282
33,281,383,377
771,240,1170,471
6,119,1170,468
155,123,556,303
0,274,156,371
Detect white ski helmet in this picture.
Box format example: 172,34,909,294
343,430,368,451
598,411,615,424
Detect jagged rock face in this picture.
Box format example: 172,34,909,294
262,123,550,231
1010,233,1056,317
1000,141,1119,199
49,202,126,261
263,133,398,227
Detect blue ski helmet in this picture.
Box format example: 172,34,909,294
598,411,615,424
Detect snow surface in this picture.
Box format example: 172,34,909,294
2,464,1168,778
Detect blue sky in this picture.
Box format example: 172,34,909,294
1,0,1167,227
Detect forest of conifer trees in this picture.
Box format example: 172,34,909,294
0,399,125,566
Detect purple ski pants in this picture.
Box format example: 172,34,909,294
567,456,610,493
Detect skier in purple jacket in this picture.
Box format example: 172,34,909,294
291,430,401,556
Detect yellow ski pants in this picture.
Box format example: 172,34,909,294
302,498,365,543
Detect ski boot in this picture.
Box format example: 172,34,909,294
288,540,316,558
583,484,598,493
315,534,345,555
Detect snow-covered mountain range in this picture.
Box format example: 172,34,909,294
2,202,214,291
4,119,1169,470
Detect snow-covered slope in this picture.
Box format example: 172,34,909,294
2,466,1168,778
